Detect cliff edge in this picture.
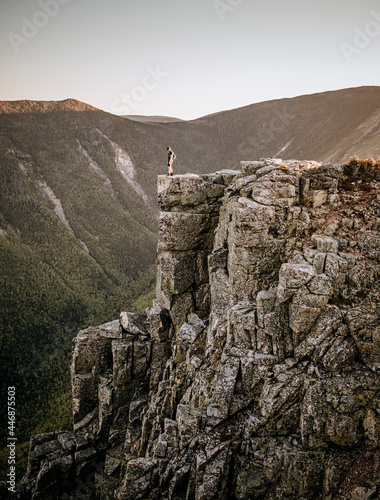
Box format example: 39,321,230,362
21,159,379,500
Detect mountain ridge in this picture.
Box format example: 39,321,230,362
0,98,99,114
2,85,379,121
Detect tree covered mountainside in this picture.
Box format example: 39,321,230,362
0,104,159,476
1,86,380,478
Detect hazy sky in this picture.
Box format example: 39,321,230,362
1,0,380,119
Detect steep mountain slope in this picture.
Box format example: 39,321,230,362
1,86,380,478
0,104,159,475
145,86,380,173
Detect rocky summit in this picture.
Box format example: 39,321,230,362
20,159,379,499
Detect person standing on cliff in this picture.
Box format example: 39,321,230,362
167,147,176,176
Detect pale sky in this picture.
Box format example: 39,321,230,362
1,0,380,120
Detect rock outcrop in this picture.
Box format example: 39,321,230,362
23,160,380,499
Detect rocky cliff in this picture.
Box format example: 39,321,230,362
21,159,379,500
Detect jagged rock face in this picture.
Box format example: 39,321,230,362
24,161,380,500
156,172,232,329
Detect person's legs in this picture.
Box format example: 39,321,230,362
168,158,173,175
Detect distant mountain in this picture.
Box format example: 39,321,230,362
0,98,98,114
122,115,185,123
149,86,380,172
118,86,380,177
1,86,380,476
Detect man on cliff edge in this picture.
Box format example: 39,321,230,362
167,146,176,176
